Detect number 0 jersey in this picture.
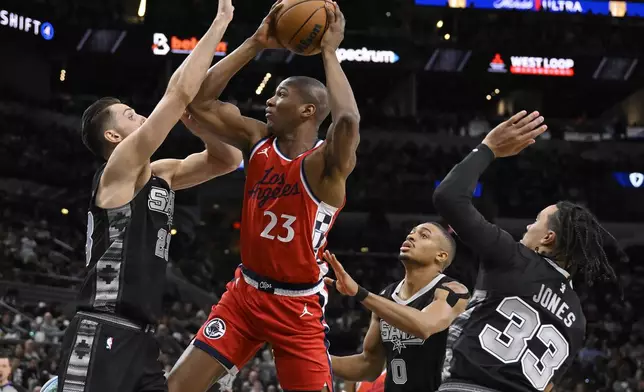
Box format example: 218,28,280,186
77,165,175,324
379,274,456,392
442,252,586,392
241,136,343,284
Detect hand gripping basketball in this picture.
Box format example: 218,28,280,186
251,0,285,49
320,1,345,51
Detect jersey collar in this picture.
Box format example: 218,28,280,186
392,273,445,305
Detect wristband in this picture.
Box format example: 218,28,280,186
354,285,369,302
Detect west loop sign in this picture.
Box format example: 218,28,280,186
488,54,575,77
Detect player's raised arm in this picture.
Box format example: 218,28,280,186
150,113,242,191
187,2,284,152
432,111,547,266
331,313,386,382
319,2,360,179
324,252,469,340
99,1,234,204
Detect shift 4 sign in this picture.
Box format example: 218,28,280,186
0,10,54,40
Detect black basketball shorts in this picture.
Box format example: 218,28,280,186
57,311,166,392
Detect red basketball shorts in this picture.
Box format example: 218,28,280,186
194,266,333,391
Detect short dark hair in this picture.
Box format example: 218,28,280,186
547,201,626,286
283,76,330,124
428,222,457,268
81,97,121,159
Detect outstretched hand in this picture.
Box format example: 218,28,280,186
323,250,359,296
482,111,547,158
251,0,284,49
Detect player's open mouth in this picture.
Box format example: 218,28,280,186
400,241,413,251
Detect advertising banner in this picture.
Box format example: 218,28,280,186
415,0,644,17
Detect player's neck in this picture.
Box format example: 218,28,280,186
275,131,318,158
400,266,442,300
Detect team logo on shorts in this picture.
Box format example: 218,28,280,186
204,318,226,340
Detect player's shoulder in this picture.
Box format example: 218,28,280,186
437,276,469,294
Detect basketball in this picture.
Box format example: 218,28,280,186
275,0,329,56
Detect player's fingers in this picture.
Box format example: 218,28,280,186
324,1,337,23
522,124,548,141
517,118,544,139
506,110,528,126
267,1,284,18
330,253,347,274
515,138,536,153
324,251,342,272
514,111,540,130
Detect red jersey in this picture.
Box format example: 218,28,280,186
240,136,343,284
356,371,386,392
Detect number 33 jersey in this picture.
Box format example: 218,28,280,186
442,253,586,392
241,136,343,284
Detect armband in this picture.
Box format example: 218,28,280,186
443,287,470,308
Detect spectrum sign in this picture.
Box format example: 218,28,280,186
415,0,644,17
0,10,54,40
488,54,575,77
336,48,400,64
152,33,228,56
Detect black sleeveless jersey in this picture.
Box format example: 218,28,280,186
379,273,455,392
442,254,585,392
76,165,175,324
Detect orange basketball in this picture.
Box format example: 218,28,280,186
275,0,329,56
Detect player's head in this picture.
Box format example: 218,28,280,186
81,97,147,159
521,201,621,285
265,76,330,136
0,355,11,384
399,222,456,271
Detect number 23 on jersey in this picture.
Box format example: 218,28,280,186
260,210,296,243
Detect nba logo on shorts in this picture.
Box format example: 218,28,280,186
204,318,226,340
106,337,113,350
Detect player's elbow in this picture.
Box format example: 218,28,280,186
419,316,451,340
336,112,361,130
432,185,456,216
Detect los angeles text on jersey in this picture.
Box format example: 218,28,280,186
247,166,302,208
380,320,425,354
532,283,576,327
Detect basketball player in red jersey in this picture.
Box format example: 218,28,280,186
167,2,358,392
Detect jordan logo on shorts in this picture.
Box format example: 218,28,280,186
300,304,314,318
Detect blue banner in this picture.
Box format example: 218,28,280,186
613,172,644,188
415,0,644,17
